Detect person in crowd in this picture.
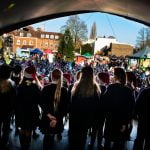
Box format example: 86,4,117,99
15,65,41,150
69,66,101,150
11,64,23,135
40,69,68,150
89,72,110,150
102,67,135,150
126,71,138,99
0,64,16,149
133,77,150,150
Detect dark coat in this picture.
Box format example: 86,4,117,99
102,83,135,141
16,81,41,130
40,83,68,134
69,87,100,133
0,80,16,120
135,86,150,136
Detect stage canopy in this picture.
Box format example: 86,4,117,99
0,0,150,35
130,47,150,59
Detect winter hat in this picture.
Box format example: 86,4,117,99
63,73,71,84
24,65,37,79
98,72,110,85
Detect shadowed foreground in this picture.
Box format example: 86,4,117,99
8,121,137,150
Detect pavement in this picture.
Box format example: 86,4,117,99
8,120,137,150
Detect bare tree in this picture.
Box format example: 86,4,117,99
61,15,88,47
136,27,150,50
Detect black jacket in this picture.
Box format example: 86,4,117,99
16,80,41,130
40,83,68,134
0,80,16,120
102,83,135,141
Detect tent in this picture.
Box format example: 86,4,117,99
43,49,53,54
30,48,43,55
82,52,93,58
130,47,150,59
0,0,150,34
129,47,150,67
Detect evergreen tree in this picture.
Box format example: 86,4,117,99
58,29,74,61
89,22,97,40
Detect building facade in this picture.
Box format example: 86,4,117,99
8,26,62,53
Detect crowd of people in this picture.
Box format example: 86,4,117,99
0,55,150,150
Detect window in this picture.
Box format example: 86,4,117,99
50,35,54,39
55,44,58,48
46,34,49,38
16,40,20,45
20,32,24,37
45,42,48,46
29,41,33,45
27,33,31,37
23,40,26,45
41,34,45,38
55,35,59,39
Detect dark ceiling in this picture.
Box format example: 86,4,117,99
0,0,150,35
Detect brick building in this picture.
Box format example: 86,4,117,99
8,26,62,53
109,43,133,57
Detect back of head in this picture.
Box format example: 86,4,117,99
81,66,93,79
51,69,62,81
13,65,22,75
0,64,12,80
0,65,12,93
114,67,126,85
98,72,110,85
126,71,137,87
24,65,36,80
72,66,100,97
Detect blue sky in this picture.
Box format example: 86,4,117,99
32,12,147,46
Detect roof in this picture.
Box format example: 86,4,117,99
0,0,150,35
131,47,150,58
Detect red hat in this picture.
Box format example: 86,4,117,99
98,72,110,85
24,65,37,79
63,73,71,83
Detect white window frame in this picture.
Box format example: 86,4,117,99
46,34,49,38
50,35,54,39
23,40,26,45
20,32,24,37
16,40,20,45
55,35,59,39
41,34,45,38
27,33,31,37
29,40,33,45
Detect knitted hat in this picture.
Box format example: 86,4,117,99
98,72,110,85
24,65,37,79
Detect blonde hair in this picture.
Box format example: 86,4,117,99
51,69,63,112
72,66,101,98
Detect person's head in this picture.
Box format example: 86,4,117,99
51,69,63,83
0,64,12,80
98,72,110,85
126,71,137,88
114,67,126,85
72,66,100,97
0,64,13,93
13,65,22,75
23,65,37,81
